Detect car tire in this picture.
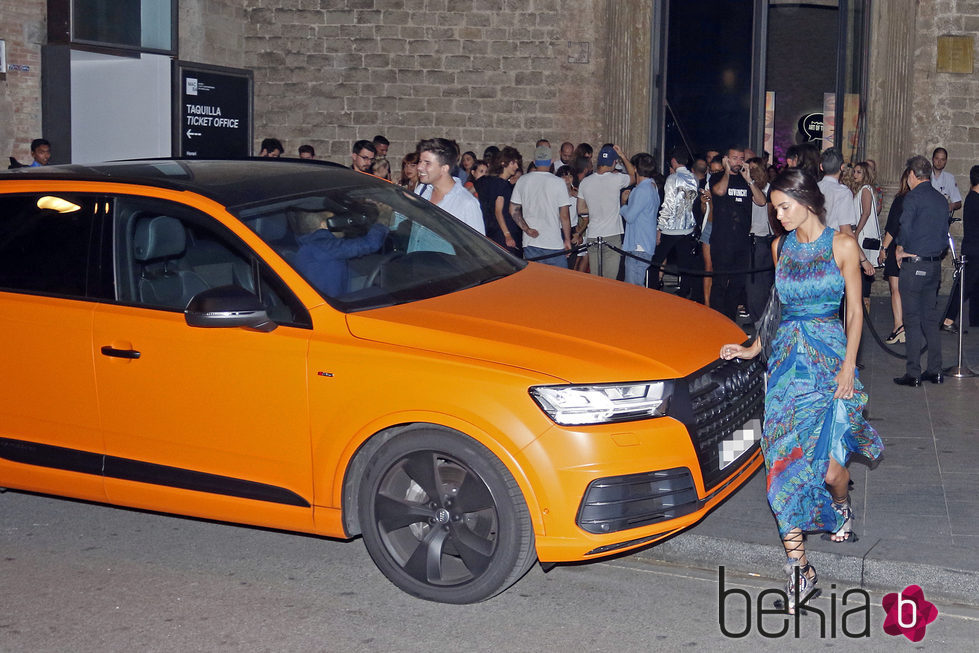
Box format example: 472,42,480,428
358,426,536,603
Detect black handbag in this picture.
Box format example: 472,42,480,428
753,235,786,361
862,237,881,250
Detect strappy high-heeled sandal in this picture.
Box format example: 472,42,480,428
822,494,859,543
773,531,819,614
775,558,819,614
885,325,905,344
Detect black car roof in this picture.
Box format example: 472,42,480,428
0,158,379,209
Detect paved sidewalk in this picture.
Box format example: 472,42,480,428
638,296,979,606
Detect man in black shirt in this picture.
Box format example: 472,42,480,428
894,155,951,386
708,146,768,320
945,164,979,330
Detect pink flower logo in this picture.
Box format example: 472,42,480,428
882,585,938,642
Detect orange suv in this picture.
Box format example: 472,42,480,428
0,159,764,603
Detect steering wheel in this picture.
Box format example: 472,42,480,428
364,251,405,287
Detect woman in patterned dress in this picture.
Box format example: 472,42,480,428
719,169,883,613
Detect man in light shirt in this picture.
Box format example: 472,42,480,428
415,138,484,234
510,145,572,267
930,146,961,214
577,144,636,279
818,147,874,277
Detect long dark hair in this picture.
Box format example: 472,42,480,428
897,168,911,198
785,142,821,178
769,168,826,224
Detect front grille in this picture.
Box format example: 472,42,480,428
668,356,765,491
576,467,699,534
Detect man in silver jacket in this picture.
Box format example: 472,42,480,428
651,147,704,301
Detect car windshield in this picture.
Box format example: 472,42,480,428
234,177,524,311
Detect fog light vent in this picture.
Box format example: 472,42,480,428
576,467,699,534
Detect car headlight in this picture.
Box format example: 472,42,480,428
529,381,672,425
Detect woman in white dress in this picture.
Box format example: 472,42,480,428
852,162,881,312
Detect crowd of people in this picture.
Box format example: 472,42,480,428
255,135,978,353
20,131,975,342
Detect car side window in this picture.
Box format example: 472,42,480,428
0,194,106,299
112,196,311,328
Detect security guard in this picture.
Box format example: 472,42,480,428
894,154,951,386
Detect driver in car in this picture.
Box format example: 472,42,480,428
292,206,388,297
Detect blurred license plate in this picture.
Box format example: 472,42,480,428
719,417,762,470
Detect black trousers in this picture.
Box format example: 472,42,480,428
900,259,942,377
710,239,750,321
651,233,704,300
944,251,979,327
745,234,774,322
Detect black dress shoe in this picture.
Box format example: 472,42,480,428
922,371,945,384
893,374,921,387
941,322,967,334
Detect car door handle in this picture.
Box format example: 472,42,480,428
100,345,141,360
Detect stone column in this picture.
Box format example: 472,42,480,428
865,0,917,198
603,0,654,155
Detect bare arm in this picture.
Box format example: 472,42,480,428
740,166,767,206
720,338,762,361
559,206,572,250
613,145,636,185
878,231,893,265
509,203,539,239
770,235,782,266
576,196,590,238
494,196,515,249
574,215,589,241
895,243,906,268
855,187,873,234
712,171,730,198
833,233,864,399
837,223,875,275
721,234,779,361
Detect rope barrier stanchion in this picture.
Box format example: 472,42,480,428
596,236,605,278
861,299,908,360
523,242,591,263
603,241,775,278
542,237,914,361
945,253,977,378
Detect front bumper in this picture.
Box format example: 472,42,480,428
527,356,766,562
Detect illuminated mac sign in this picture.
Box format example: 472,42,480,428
798,113,823,142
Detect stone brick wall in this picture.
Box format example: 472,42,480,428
242,0,610,163
868,0,979,289
0,0,46,166
910,0,979,197
179,0,248,70
911,1,979,286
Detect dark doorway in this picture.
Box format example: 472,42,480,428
663,0,755,163
766,3,839,165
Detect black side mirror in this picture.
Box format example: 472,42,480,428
184,286,277,332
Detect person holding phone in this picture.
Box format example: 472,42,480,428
708,146,768,320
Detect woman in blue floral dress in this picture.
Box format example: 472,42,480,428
720,169,883,613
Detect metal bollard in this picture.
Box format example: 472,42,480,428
945,253,977,378
596,236,605,278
